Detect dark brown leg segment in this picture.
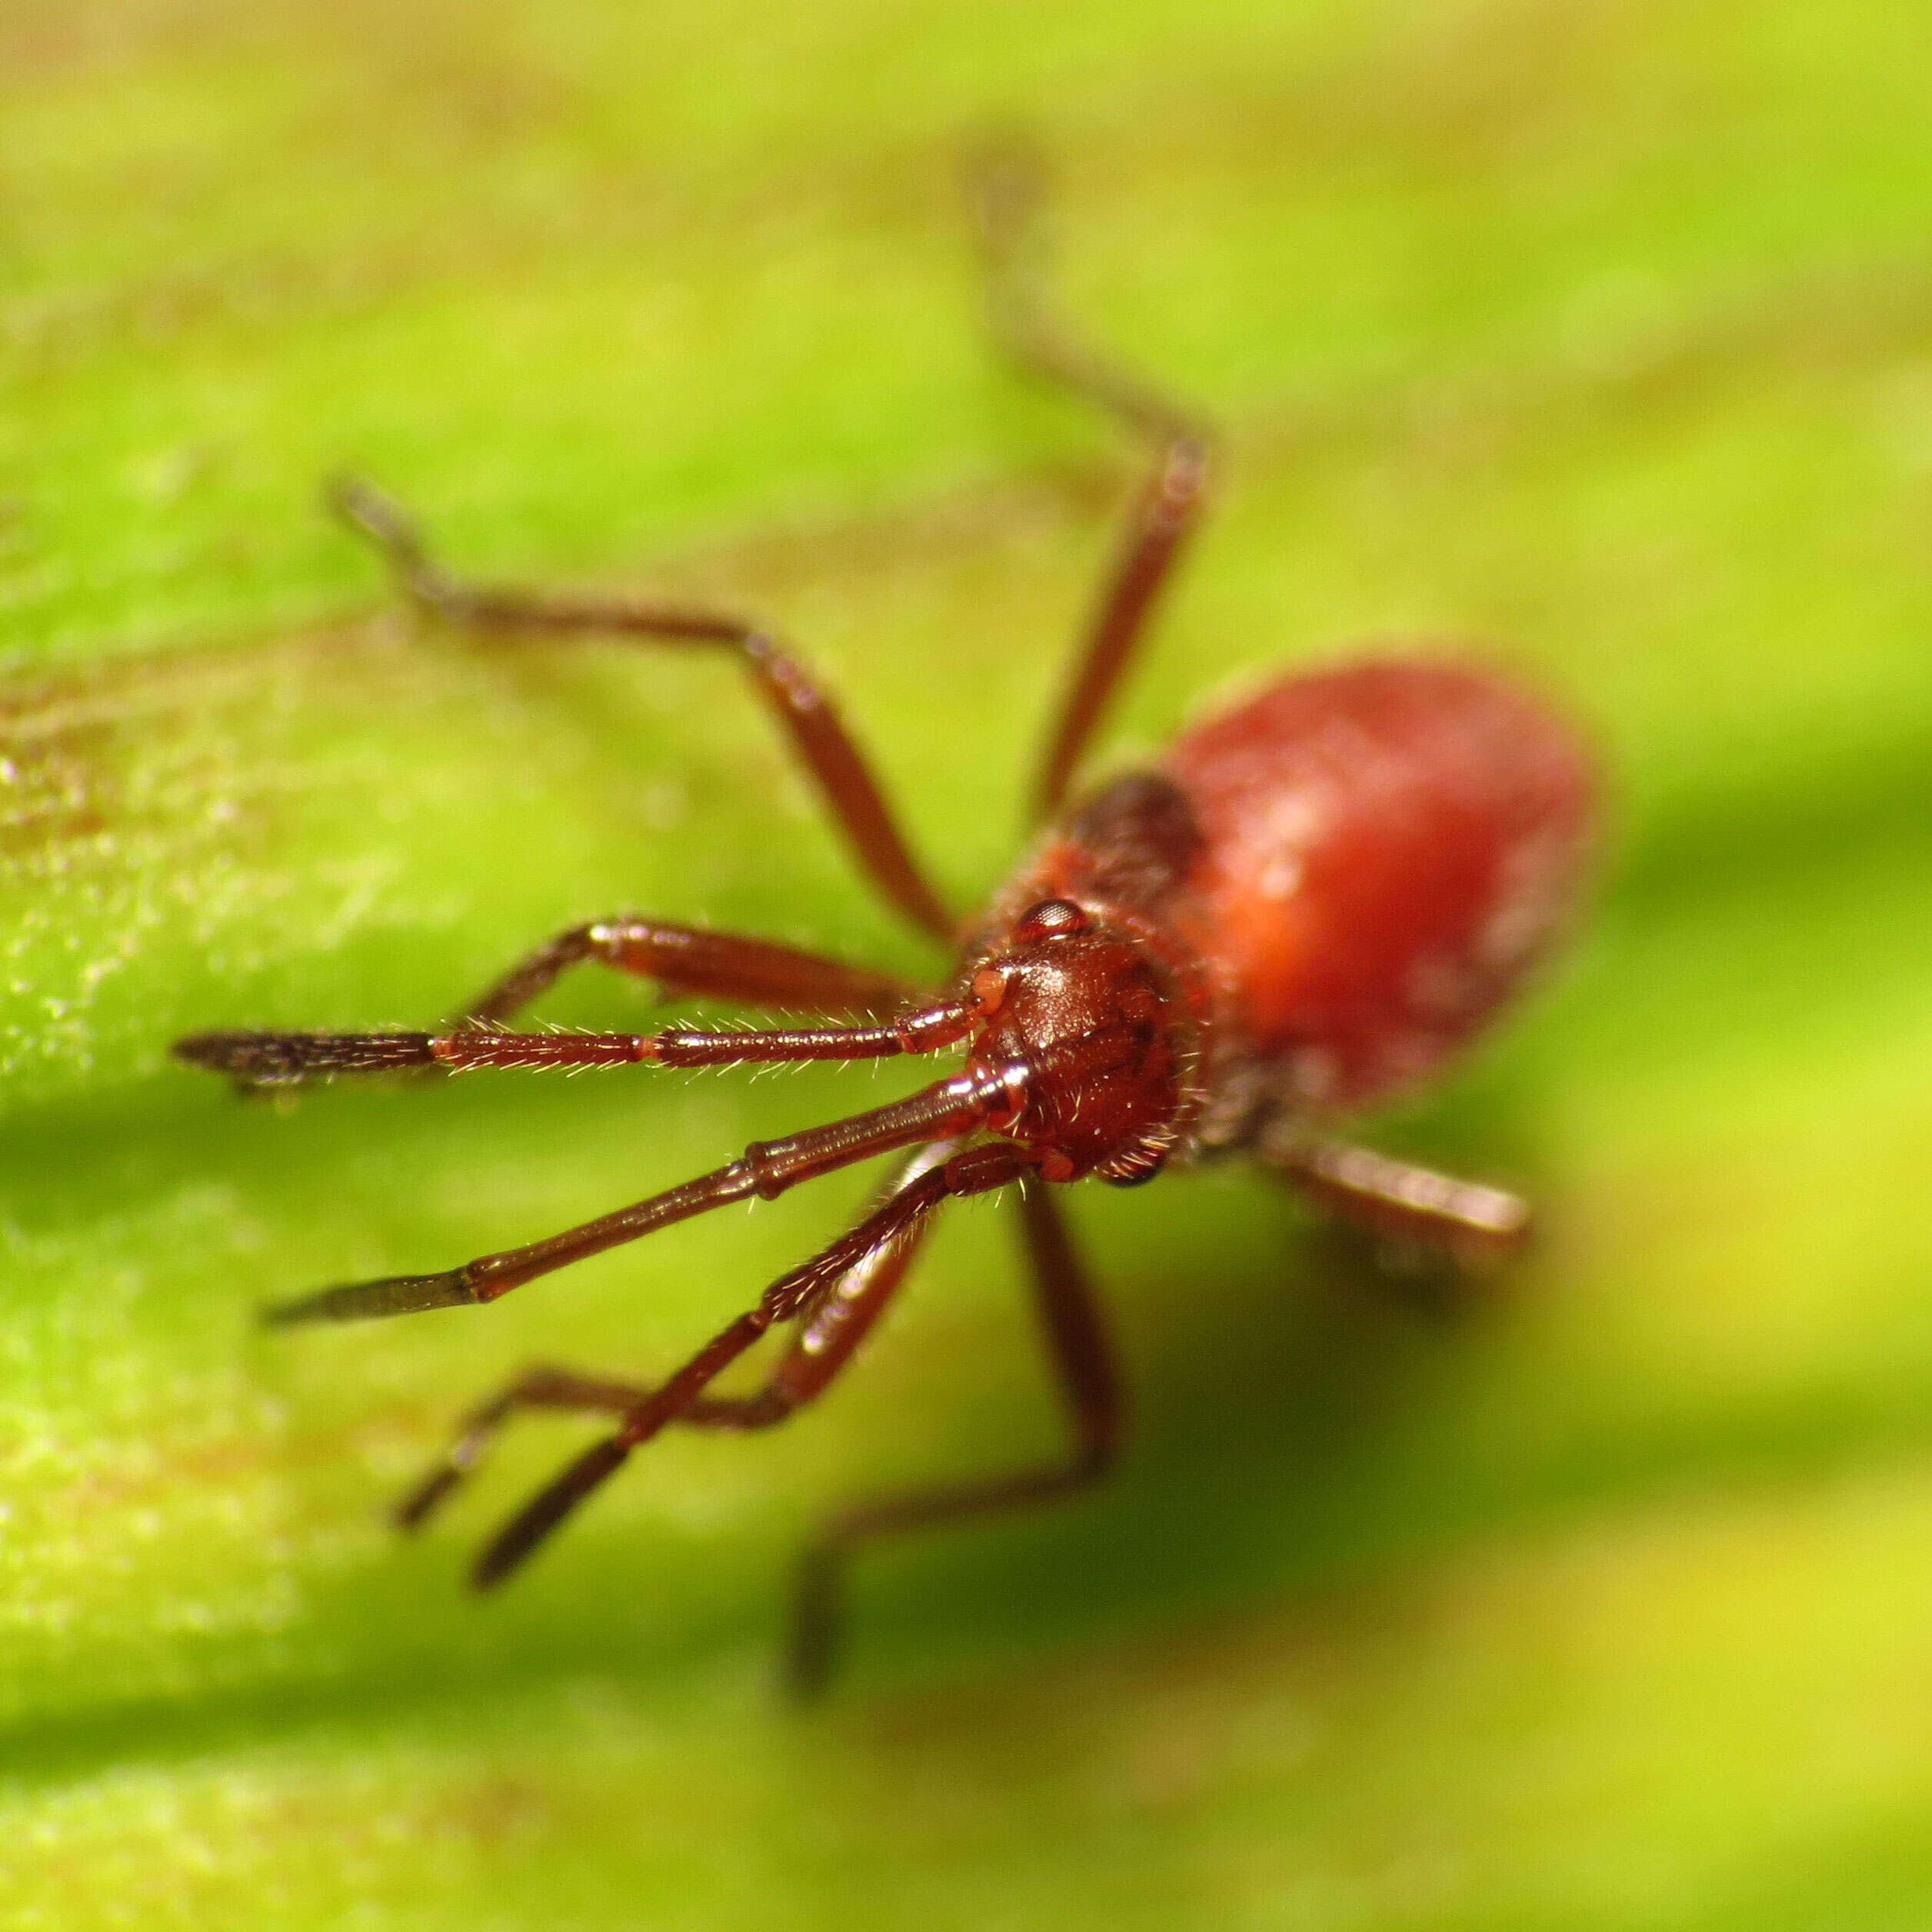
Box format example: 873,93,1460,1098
786,1176,1122,1700
468,1141,1038,1591
391,1144,954,1531
331,477,953,943
458,917,917,1026
963,137,1213,819
1262,1131,1532,1262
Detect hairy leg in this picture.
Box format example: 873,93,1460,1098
237,1061,1003,1325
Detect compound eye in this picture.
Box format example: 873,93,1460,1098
1014,898,1089,943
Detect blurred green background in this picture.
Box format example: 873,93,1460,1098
4,0,1932,1924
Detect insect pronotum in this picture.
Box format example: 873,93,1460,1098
176,145,1596,1697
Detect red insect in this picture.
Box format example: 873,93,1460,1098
176,153,1594,1695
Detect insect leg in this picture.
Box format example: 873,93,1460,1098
391,1144,952,1531
1031,438,1208,821
467,1142,1035,1591
787,1176,1122,1700
676,1140,954,1430
176,999,974,1087
331,477,952,943
457,918,914,1026
393,1365,651,1531
963,137,1213,819
1262,1132,1532,1261
251,1065,1004,1326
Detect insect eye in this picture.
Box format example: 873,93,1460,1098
1014,898,1088,942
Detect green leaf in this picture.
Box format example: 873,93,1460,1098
5,0,1932,1924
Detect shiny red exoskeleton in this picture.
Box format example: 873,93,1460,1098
175,150,1594,1695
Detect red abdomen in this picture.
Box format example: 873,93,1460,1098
1163,660,1595,1108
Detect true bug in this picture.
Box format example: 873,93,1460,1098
175,148,1595,1695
